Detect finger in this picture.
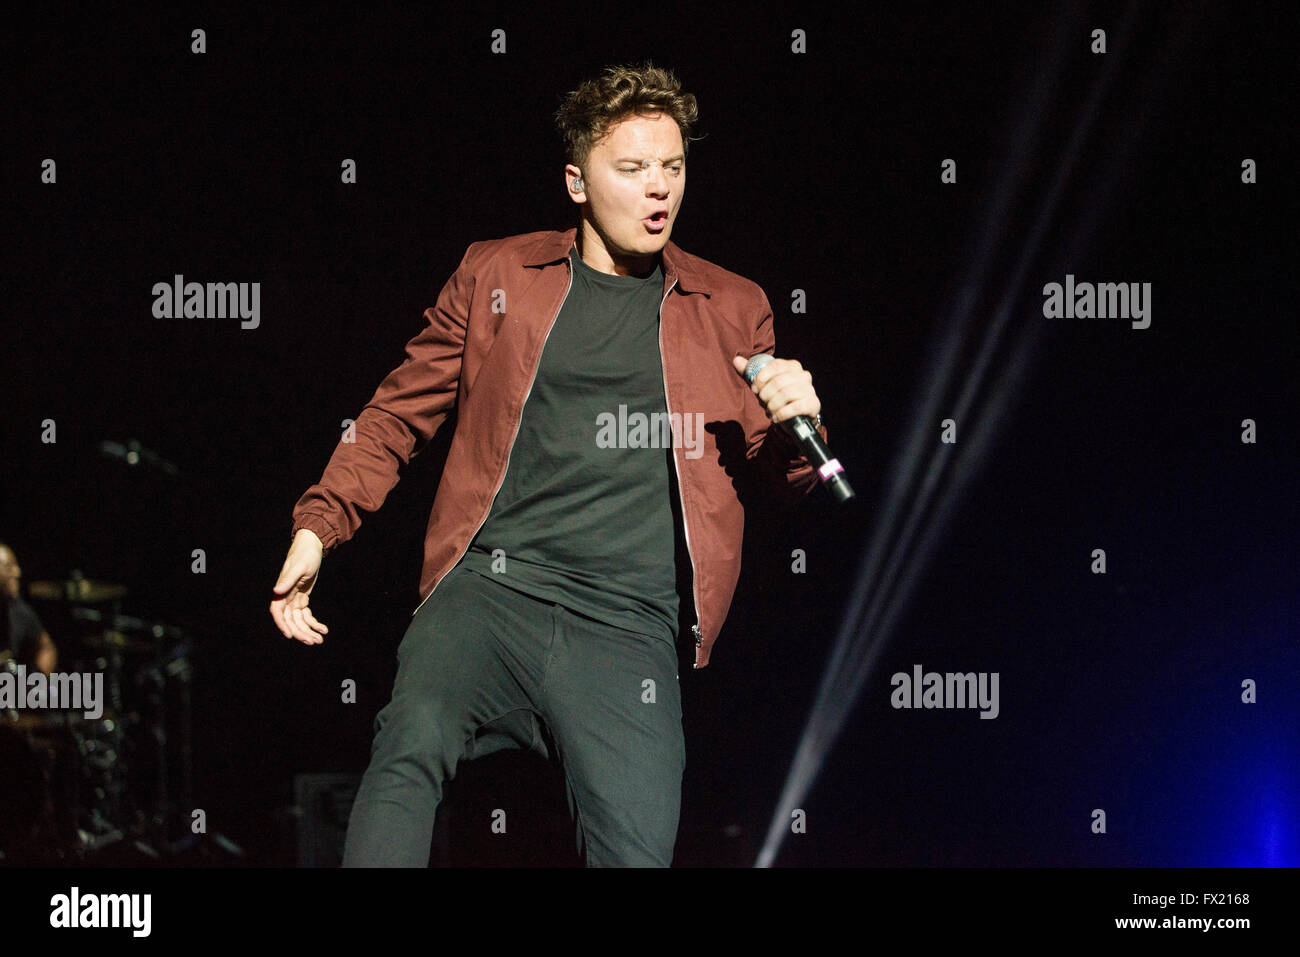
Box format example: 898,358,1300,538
768,394,803,423
295,605,324,644
749,360,786,392
757,375,801,410
269,596,297,638
301,605,329,635
756,359,801,381
758,370,812,409
771,396,817,423
296,600,326,642
755,365,804,398
286,602,318,644
282,601,304,641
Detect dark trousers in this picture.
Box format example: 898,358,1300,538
341,564,685,867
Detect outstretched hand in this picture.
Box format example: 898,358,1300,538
270,529,330,645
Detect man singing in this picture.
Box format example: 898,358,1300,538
270,61,829,866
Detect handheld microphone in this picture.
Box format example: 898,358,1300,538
742,354,854,504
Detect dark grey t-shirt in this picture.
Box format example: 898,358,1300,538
461,245,688,644
2,597,43,666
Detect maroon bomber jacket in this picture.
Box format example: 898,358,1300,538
290,226,828,668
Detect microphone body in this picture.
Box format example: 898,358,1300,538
742,354,854,504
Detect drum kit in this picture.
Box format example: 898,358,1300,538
0,572,196,865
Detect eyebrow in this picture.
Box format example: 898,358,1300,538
614,154,685,164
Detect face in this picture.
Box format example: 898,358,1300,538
0,546,20,600
566,111,686,275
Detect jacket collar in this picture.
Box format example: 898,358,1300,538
523,226,709,295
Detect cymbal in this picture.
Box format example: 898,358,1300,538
81,631,155,655
70,606,188,640
2,709,116,732
28,578,127,603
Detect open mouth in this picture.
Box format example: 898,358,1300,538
644,211,668,232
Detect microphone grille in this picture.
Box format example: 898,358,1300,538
742,353,774,384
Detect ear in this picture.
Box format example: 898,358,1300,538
564,163,586,204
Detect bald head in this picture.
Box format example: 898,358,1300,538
0,543,21,599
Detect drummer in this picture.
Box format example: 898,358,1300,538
0,543,57,675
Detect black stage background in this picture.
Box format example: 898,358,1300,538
5,1,1295,872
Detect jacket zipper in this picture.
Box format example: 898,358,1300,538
411,255,576,618
657,277,704,668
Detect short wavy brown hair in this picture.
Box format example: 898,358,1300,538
555,61,700,172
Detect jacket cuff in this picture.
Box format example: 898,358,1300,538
291,513,341,556
753,419,829,506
